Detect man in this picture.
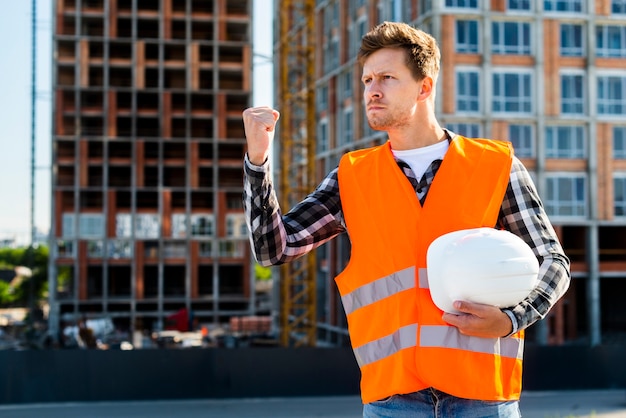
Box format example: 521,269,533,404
242,22,570,417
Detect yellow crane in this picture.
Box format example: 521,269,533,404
277,0,317,347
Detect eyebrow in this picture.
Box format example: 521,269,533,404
361,69,395,79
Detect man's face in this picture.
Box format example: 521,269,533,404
361,48,423,131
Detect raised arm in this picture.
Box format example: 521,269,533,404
242,107,346,266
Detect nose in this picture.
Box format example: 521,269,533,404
365,81,382,101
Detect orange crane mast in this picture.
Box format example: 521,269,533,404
277,0,318,347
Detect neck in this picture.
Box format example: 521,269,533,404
388,123,446,151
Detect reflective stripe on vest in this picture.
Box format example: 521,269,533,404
354,324,523,368
342,267,428,316
420,325,524,360
354,324,417,367
342,266,415,315
347,267,524,367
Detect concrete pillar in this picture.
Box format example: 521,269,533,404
587,226,601,346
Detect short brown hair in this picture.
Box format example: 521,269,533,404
357,21,441,82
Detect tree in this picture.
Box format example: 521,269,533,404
255,263,272,281
0,245,48,308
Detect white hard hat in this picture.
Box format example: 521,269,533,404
426,227,539,314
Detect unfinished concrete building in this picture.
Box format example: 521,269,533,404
49,0,258,336
304,0,626,347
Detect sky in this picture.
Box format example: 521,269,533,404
0,1,273,246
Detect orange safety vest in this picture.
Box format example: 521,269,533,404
336,136,522,404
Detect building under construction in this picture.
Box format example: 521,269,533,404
276,0,626,347
47,0,626,348
49,0,260,338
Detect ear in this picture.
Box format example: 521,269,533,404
418,76,434,101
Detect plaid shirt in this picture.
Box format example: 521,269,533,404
243,139,571,334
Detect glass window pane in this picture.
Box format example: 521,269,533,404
558,178,572,200
135,214,159,238
575,178,585,200
116,214,132,238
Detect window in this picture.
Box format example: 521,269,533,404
509,124,534,158
614,176,626,216
342,70,353,100
545,175,586,217
492,71,532,114
391,0,409,22
545,125,585,158
191,214,214,236
337,105,353,147
446,123,482,138
87,240,104,257
144,240,159,258
362,108,374,138
56,240,75,257
544,0,583,12
108,240,132,258
226,214,248,238
492,21,531,55
420,0,433,14
135,214,159,239
79,214,105,238
341,107,354,146
377,1,389,23
614,0,626,14
446,0,478,8
198,241,212,257
218,240,245,257
323,4,340,72
596,25,626,58
317,85,328,112
62,213,76,238
508,0,531,10
329,0,339,27
116,214,132,238
403,0,414,19
560,24,584,56
614,127,626,159
328,37,340,70
171,213,187,238
163,241,186,258
598,75,626,115
561,73,585,115
317,118,329,153
348,0,367,14
356,17,368,47
350,17,368,56
348,22,357,58
456,20,479,53
456,70,480,112
226,217,234,237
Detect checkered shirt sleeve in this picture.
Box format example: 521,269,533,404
498,157,571,332
243,154,345,266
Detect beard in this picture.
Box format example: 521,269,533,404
366,102,413,131
367,113,398,131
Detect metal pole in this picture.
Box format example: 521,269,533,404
30,0,37,247
28,0,37,330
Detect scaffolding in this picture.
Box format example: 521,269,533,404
277,0,317,347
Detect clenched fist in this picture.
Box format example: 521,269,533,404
242,106,280,166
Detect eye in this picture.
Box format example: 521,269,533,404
362,78,372,85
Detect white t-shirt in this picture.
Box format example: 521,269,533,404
391,140,449,180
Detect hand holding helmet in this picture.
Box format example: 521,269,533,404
426,227,540,314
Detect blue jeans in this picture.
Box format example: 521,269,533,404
363,388,521,417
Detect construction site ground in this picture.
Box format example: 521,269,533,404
1,389,625,418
